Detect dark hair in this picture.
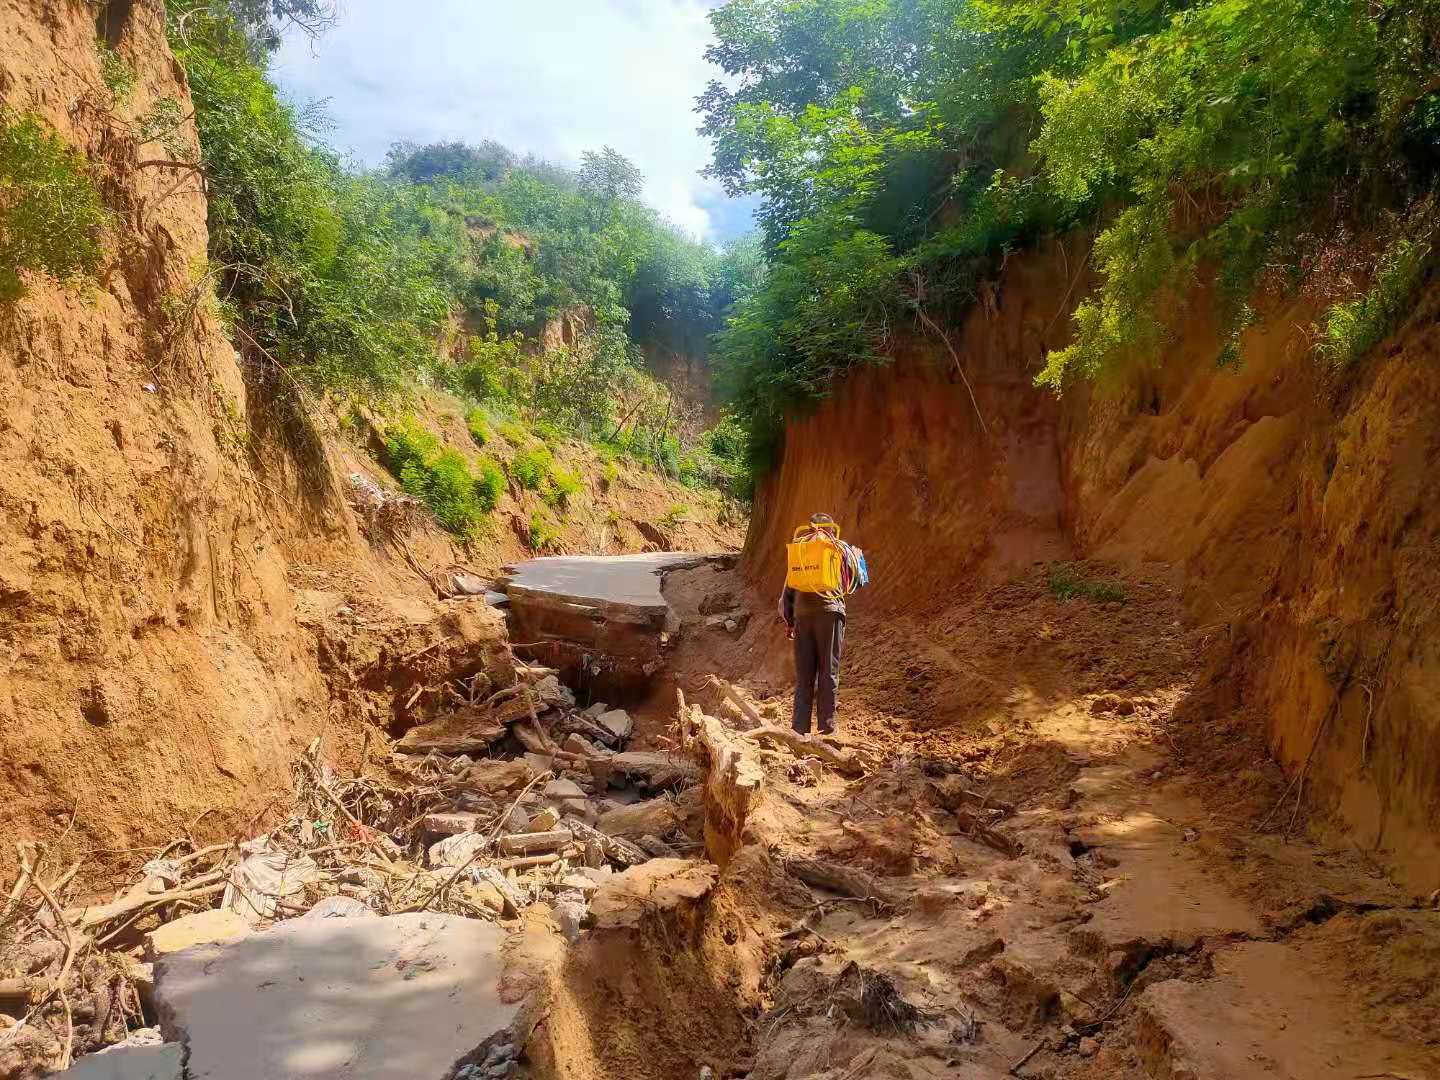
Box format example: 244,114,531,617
809,512,835,525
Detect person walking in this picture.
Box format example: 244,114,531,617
780,512,859,737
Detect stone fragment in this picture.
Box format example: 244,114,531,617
589,859,719,930
598,796,682,840
469,759,537,793
146,910,250,958
424,812,481,836
429,832,490,869
543,778,586,801
527,806,561,831
56,1041,183,1079
1078,1037,1099,1058
559,873,601,896
549,891,588,944
563,733,597,758
155,914,518,1080
595,708,633,741
302,896,377,920
582,701,609,719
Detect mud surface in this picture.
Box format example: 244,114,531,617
601,559,1440,1080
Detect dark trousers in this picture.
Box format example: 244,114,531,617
793,612,844,734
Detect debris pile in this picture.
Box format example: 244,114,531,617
0,660,708,1075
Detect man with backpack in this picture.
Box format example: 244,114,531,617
779,512,867,737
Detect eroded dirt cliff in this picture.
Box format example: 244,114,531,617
748,238,1440,891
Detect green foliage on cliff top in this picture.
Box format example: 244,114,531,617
703,0,1440,464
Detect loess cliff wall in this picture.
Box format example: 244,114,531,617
0,0,503,883
747,238,1440,891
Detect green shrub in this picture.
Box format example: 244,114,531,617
534,420,565,446
527,511,560,552
600,460,620,488
0,109,108,302
498,420,529,446
511,446,551,490
474,457,505,511
465,407,491,447
381,419,494,539
660,503,691,528
1046,563,1127,605
544,466,582,508
1318,216,1436,367
96,41,136,105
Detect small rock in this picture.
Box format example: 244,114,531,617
522,752,555,775
532,674,576,708
424,812,481,836
527,806,562,832
582,701,610,719
561,798,596,823
504,804,530,834
1078,1036,1100,1058
544,778,586,801
550,891,588,944
147,909,250,958
448,755,475,773
429,832,490,869
302,896,377,920
595,709,633,741
448,572,488,596
338,866,386,891
723,618,738,633
563,733,597,758
560,873,601,895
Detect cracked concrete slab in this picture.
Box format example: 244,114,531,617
155,913,517,1080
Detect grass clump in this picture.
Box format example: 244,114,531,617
498,419,529,446
465,407,491,447
381,418,498,540
527,511,560,552
510,446,551,490
0,108,108,302
544,465,582,508
660,503,691,528
1047,563,1127,605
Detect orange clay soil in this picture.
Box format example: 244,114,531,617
571,559,1440,1080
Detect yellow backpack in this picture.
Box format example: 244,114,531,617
785,523,842,594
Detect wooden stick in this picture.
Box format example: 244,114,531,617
738,725,863,776
786,856,896,909
496,853,561,872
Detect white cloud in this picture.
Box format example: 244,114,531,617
271,0,751,240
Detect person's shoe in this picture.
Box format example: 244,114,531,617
818,724,838,737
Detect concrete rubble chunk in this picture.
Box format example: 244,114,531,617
559,873,601,895
582,701,609,719
301,896,377,920
532,674,575,709
51,1041,183,1079
155,913,519,1080
595,708,633,741
469,759,537,793
146,909,250,958
424,811,480,836
527,806,561,832
543,778,586,801
429,831,490,869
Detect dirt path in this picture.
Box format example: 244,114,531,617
654,561,1440,1079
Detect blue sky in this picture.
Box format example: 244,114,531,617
271,0,758,242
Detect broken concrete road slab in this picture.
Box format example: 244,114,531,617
51,1043,182,1080
155,913,519,1080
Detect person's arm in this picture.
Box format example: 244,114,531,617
781,586,797,635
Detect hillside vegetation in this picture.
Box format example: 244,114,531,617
701,0,1440,468
2,0,759,550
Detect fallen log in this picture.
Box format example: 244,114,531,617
496,829,573,856
786,856,897,909
950,807,1023,858
610,751,700,790
738,725,863,776
471,867,527,917
496,853,562,872
561,817,647,868
690,711,764,866
928,776,1017,818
